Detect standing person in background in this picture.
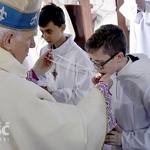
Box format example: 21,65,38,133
0,0,116,149
58,0,79,4
38,3,95,105
58,0,118,32
90,0,118,31
85,24,150,150
120,0,150,57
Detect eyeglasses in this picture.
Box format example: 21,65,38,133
90,53,118,69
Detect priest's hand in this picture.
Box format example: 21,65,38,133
136,0,146,12
92,73,113,89
92,75,101,85
32,51,53,77
100,73,113,89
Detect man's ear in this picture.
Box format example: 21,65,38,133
2,32,14,51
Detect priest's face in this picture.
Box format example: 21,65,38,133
40,21,66,48
88,48,119,75
2,29,37,64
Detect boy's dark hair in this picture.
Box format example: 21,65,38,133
39,3,65,27
85,24,127,56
